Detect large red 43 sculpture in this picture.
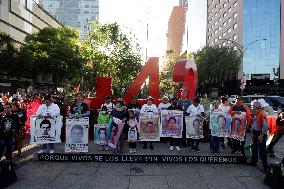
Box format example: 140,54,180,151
85,57,198,109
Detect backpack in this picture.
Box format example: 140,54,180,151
264,163,284,189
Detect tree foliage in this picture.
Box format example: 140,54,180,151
22,27,82,82
194,45,241,84
159,51,191,97
83,21,142,96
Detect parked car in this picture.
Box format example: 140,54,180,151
241,95,284,112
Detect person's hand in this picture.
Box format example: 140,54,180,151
258,135,263,143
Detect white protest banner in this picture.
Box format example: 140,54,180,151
128,126,139,142
160,110,183,138
229,114,246,141
139,114,160,141
65,118,89,153
30,116,63,144
210,112,232,137
94,124,108,145
185,116,204,139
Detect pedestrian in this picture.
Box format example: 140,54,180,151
228,96,251,160
0,103,21,160
101,96,114,114
178,90,192,147
158,96,171,111
186,97,205,152
36,95,60,154
97,106,110,151
209,100,221,153
219,97,231,149
140,96,158,150
248,101,268,173
167,97,182,151
69,93,90,118
126,110,139,153
11,102,26,157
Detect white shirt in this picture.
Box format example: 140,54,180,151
101,102,114,111
186,104,204,117
140,104,159,115
36,103,60,117
219,105,230,114
158,103,171,111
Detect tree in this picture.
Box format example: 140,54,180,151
22,27,83,83
0,33,19,77
194,45,241,83
83,21,142,96
159,51,191,97
194,45,241,94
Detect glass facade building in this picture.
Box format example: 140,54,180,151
243,0,281,80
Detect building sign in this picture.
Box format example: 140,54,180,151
251,74,270,80
38,154,246,164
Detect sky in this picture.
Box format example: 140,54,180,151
100,0,207,62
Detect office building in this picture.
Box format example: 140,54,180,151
206,0,284,89
0,0,62,44
39,0,99,39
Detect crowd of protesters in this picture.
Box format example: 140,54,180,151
0,90,283,174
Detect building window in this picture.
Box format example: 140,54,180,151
211,41,214,45
233,23,237,29
223,21,227,26
228,17,232,23
233,1,238,7
211,0,214,5
215,21,218,25
218,17,221,22
233,12,238,18
211,8,214,12
218,35,222,39
223,32,226,37
228,7,232,12
233,46,237,50
84,11,89,14
219,8,222,12
219,0,222,3
208,27,211,32
223,12,227,17
85,4,90,8
228,0,232,2
223,2,227,7
222,42,226,46
219,26,222,30
215,12,218,17
228,27,232,33
215,39,218,42
215,4,217,8
233,34,237,40
48,3,53,7
214,29,218,34
208,36,211,39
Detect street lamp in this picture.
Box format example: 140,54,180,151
219,38,267,96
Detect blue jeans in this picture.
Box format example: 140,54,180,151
210,136,220,152
251,130,268,171
41,143,55,151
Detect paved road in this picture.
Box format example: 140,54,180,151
8,161,269,189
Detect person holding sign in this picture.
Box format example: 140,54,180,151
186,97,204,152
69,93,90,118
228,96,251,160
140,96,159,150
248,101,268,173
36,95,60,154
209,100,222,153
167,97,183,151
126,110,139,153
97,106,110,151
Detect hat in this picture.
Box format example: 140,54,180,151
147,96,153,100
258,98,269,108
252,101,262,109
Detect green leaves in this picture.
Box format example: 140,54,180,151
194,45,241,84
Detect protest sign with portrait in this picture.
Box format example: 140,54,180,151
139,114,160,141
94,124,108,145
160,110,183,138
128,126,138,142
210,112,232,137
65,118,89,153
108,117,124,149
185,116,204,139
229,114,246,141
30,116,63,144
